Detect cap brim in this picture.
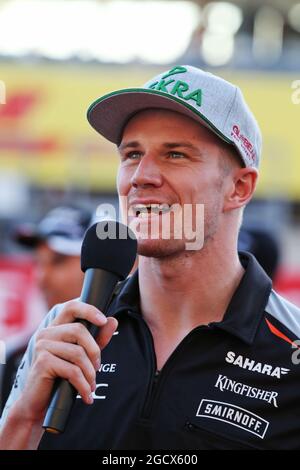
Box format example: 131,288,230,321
47,236,82,256
87,88,233,146
15,229,82,256
14,225,42,248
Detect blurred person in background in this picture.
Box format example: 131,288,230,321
0,206,92,412
238,226,280,281
14,206,92,309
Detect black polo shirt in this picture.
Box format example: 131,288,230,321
2,252,300,449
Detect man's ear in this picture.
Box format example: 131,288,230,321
223,167,258,212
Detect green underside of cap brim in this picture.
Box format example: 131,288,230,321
87,88,234,146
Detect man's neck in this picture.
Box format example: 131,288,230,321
138,243,245,336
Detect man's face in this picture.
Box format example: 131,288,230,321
117,109,231,258
34,243,84,308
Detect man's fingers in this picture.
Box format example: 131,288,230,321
36,323,100,370
51,300,107,328
35,339,97,388
96,317,118,350
35,351,94,405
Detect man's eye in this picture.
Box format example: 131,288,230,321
127,152,141,160
168,152,186,159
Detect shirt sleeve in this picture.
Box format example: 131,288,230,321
0,302,65,428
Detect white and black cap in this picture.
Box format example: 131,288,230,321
14,206,92,256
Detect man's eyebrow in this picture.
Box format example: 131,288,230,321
118,141,200,152
162,142,200,152
118,141,140,151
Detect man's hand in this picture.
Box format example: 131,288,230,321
11,300,118,424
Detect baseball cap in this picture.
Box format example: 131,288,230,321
14,206,92,256
87,65,261,168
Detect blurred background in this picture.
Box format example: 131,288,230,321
0,0,300,391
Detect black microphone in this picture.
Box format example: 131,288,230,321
42,220,137,434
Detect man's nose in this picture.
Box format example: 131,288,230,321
131,153,163,188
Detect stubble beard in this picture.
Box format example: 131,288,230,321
136,198,222,259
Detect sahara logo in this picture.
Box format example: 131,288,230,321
225,351,290,379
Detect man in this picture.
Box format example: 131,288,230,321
1,65,300,450
0,206,92,412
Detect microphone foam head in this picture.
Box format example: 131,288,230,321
81,221,137,280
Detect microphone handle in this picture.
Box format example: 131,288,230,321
42,269,120,434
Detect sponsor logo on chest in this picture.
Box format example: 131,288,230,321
196,399,269,439
225,351,290,379
215,374,278,407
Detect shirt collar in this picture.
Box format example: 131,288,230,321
210,252,272,344
111,251,272,345
112,269,140,315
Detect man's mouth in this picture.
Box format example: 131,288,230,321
130,203,171,218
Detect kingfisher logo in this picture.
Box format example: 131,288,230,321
225,351,290,379
196,399,269,439
215,374,279,407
